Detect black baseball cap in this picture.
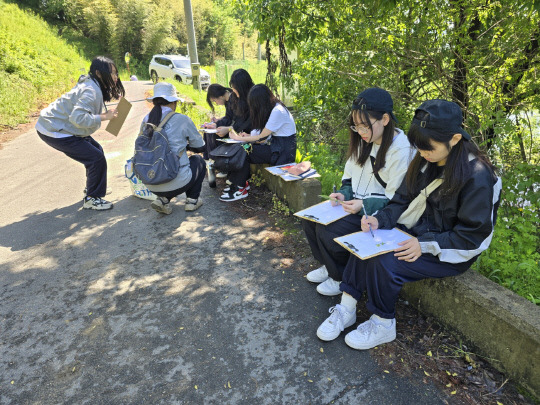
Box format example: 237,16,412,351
411,99,471,140
352,88,398,123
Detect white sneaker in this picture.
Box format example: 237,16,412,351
185,197,203,212
306,265,329,283
216,172,228,178
316,278,342,296
344,315,396,350
151,197,172,215
316,304,356,341
82,197,113,210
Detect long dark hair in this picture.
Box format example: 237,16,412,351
229,68,254,119
406,117,496,197
248,84,285,131
144,98,174,136
88,56,124,102
206,83,232,112
347,104,396,175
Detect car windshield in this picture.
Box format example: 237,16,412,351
172,59,190,69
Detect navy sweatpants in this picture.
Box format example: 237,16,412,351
340,252,472,319
38,132,107,198
302,213,364,281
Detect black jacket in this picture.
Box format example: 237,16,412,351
215,98,252,134
375,158,502,265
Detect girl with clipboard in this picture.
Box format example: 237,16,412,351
303,88,413,296
317,100,501,350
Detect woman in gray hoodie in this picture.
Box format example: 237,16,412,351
36,56,125,210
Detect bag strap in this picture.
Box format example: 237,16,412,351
156,111,176,131
397,178,443,228
369,155,387,189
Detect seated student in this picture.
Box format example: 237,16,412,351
141,82,206,214
203,79,253,184
303,88,413,296
202,84,233,163
206,70,254,181
316,99,502,350
220,84,296,202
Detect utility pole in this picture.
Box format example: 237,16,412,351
183,0,200,90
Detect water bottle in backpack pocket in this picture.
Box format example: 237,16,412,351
132,111,183,185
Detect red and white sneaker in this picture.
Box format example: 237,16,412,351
223,181,250,193
219,184,249,202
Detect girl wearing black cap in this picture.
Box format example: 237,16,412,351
317,99,501,350
303,88,414,297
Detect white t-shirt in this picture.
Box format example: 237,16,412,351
250,104,296,137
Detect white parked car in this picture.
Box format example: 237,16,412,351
148,55,211,89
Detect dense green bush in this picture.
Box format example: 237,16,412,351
473,163,540,304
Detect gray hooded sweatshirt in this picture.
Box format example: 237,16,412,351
36,76,104,137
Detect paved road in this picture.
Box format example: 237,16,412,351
0,81,451,404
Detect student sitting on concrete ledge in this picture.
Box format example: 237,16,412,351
220,84,297,202
317,99,502,350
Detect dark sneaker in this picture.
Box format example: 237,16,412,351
151,197,172,214
223,181,250,193
82,197,113,210
219,185,249,202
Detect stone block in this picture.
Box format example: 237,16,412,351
251,164,322,212
402,270,540,397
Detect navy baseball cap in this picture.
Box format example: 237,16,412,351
411,99,471,140
352,88,398,123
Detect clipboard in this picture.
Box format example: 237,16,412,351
293,200,350,225
334,228,412,260
106,98,132,136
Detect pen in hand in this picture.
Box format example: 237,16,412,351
362,203,375,239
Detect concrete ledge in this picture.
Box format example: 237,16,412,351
251,164,322,212
402,270,540,397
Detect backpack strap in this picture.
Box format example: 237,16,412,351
156,111,176,131
157,111,187,158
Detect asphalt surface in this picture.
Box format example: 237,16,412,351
0,81,452,404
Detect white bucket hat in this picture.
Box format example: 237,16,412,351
147,82,181,102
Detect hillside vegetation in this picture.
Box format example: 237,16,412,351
0,1,102,128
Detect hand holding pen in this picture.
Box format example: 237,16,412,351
361,204,376,238
329,184,344,207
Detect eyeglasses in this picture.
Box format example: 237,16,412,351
350,119,378,134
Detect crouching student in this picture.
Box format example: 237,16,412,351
220,84,296,202
142,82,206,214
317,99,502,349
303,88,413,296
36,56,125,210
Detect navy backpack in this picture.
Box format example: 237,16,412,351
133,112,183,185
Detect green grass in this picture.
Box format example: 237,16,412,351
0,1,94,129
